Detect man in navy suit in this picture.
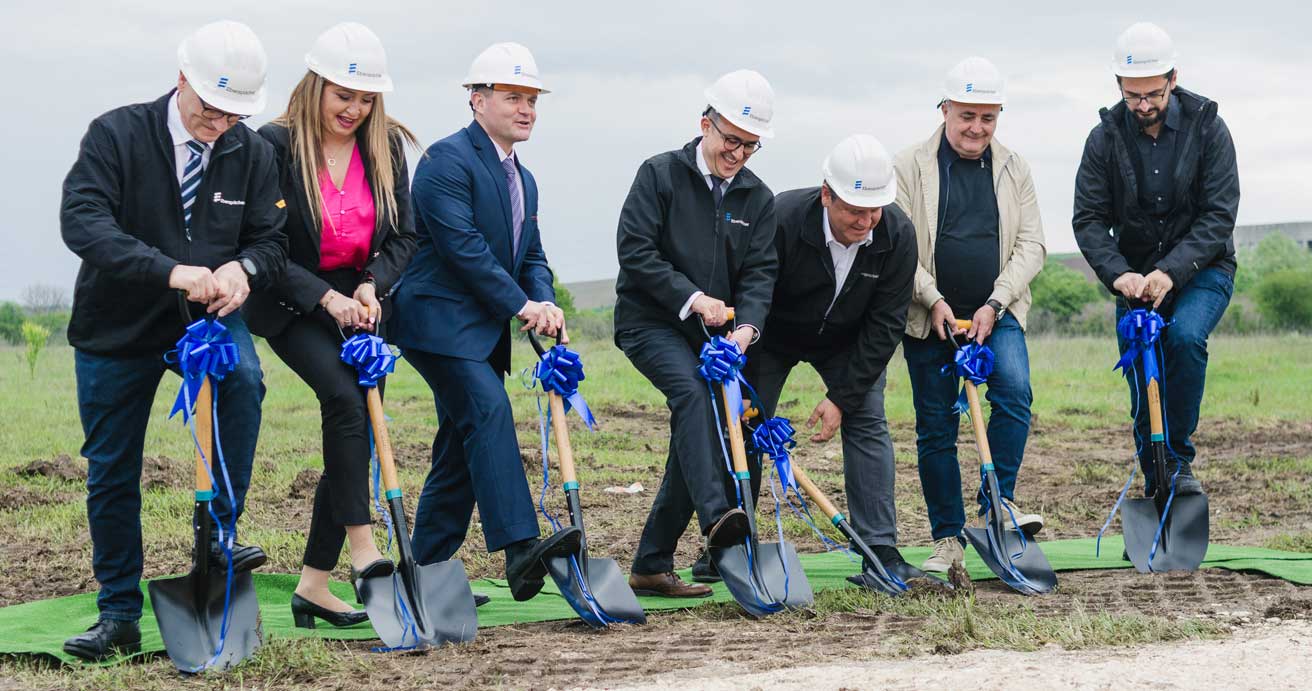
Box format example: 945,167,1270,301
391,42,578,601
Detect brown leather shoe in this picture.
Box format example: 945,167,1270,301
628,572,713,598
706,508,750,548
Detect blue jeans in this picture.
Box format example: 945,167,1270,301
74,314,264,622
903,313,1033,541
1116,266,1234,491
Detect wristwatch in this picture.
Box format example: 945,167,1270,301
238,256,258,280
986,299,1005,317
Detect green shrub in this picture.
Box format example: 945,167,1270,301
1031,259,1105,324
0,302,23,345
22,321,50,377
1235,233,1312,295
1255,269,1312,330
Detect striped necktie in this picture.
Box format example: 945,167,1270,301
501,156,524,255
180,140,205,239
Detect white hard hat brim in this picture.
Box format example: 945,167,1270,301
187,78,267,117
829,180,896,209
1111,61,1177,78
462,77,550,95
942,93,1006,106
310,67,395,93
704,87,775,138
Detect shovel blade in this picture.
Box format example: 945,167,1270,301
964,526,1057,595
1122,494,1209,573
149,570,261,672
546,554,647,627
359,559,477,649
710,540,812,618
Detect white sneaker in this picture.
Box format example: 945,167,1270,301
921,537,964,573
1001,498,1044,536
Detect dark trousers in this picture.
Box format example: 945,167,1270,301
74,314,264,621
267,313,375,571
746,349,898,547
902,313,1032,541
621,326,737,576
406,348,540,562
1116,266,1234,490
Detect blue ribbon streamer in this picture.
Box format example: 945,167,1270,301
534,344,597,430
340,333,398,388
167,319,240,422
698,336,748,418
752,417,798,492
941,342,995,415
1114,308,1167,384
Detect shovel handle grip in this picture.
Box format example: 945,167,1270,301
366,388,401,493
547,392,579,484
955,318,972,330
963,381,993,465
1146,379,1164,437
194,377,213,494
791,465,840,522
719,384,750,474
724,307,735,321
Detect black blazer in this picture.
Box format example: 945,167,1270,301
244,122,416,338
758,187,917,413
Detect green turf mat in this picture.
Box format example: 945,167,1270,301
3,536,1308,665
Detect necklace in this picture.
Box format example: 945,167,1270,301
325,140,353,168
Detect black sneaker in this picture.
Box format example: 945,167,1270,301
63,619,141,662
690,551,721,583
207,542,268,573
869,544,910,571
505,528,582,601
1173,462,1204,496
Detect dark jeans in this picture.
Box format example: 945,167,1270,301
75,314,264,622
1116,266,1234,490
406,348,540,562
903,313,1032,541
620,326,738,576
267,313,376,571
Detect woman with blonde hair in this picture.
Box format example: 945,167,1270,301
244,21,418,628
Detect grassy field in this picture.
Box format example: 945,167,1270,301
0,334,1309,689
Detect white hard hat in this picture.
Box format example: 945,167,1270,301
823,134,896,208
704,69,776,138
1113,22,1177,78
941,56,1006,106
305,22,394,93
177,20,268,116
462,42,549,94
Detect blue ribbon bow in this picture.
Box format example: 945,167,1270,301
534,344,597,430
167,319,240,422
1114,308,1167,384
340,333,398,388
698,336,748,417
752,417,798,491
942,341,995,414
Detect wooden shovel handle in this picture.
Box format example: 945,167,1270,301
366,388,401,493
791,465,841,522
194,377,213,494
955,318,972,331
725,307,735,321
548,392,578,484
964,381,993,465
1146,379,1164,437
719,384,750,474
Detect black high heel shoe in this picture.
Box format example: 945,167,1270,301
290,593,369,629
350,558,395,603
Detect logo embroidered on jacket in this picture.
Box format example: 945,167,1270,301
859,272,879,279
211,192,246,206
723,212,750,227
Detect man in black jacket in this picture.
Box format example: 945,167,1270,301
730,134,919,579
1073,22,1238,496
614,70,778,598
58,21,287,661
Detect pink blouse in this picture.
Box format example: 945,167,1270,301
318,143,376,272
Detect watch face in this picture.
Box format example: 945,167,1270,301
240,258,257,277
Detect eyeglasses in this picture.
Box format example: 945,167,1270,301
708,116,763,154
1122,88,1169,107
198,97,249,125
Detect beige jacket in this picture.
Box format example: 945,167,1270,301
894,125,1047,339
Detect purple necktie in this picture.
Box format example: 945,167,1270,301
501,156,524,254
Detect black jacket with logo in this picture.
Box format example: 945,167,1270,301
614,138,777,345
760,187,917,413
243,123,416,339
1073,87,1239,295
61,90,287,355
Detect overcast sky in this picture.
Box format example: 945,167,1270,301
4,0,1310,301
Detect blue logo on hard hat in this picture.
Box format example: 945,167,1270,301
1126,55,1134,64
854,180,863,190
514,65,522,75
217,76,229,89
349,63,358,74
965,83,974,93
741,106,752,116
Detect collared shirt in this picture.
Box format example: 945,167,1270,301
934,134,1000,316
317,142,375,272
1127,92,1181,218
822,207,873,314
677,141,756,341
166,91,211,184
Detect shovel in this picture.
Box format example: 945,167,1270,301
357,385,478,648
702,310,813,618
950,321,1057,596
150,377,262,672
1120,317,1209,572
528,334,647,627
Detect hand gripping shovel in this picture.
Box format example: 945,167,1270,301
350,336,477,648
528,333,646,627
701,310,813,617
950,321,1057,596
1117,310,1209,573
150,376,262,672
